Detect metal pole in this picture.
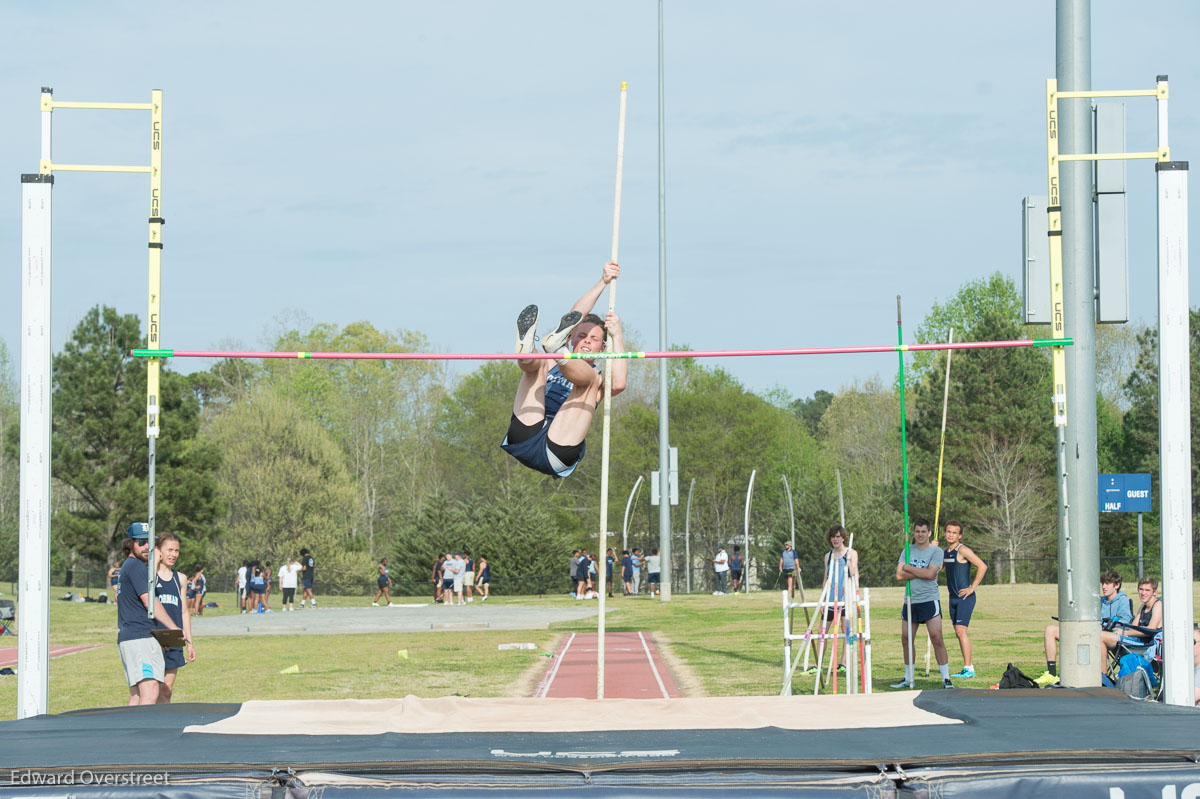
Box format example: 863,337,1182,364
1056,0,1102,688
17,87,54,716
656,0,672,603
1137,513,1143,579
684,478,695,594
743,469,756,593
782,475,795,549
1155,154,1193,707
622,476,644,558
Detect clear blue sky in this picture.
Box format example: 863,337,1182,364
2,2,1198,401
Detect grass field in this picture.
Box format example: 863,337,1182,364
2,582,1195,720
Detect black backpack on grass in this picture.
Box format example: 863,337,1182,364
997,663,1038,689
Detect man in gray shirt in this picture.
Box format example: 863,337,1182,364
892,518,953,690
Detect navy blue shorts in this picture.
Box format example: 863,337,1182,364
648,573,661,585
302,579,313,590
901,599,941,625
501,424,585,478
377,576,389,589
948,593,976,626
163,646,186,670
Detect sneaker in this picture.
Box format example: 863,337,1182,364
837,664,846,673
943,678,955,689
387,603,395,607
889,678,914,690
801,666,819,676
515,304,538,354
541,311,582,353
1034,671,1060,687
372,602,379,606
951,667,976,679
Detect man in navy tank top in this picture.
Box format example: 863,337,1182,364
501,261,627,478
942,520,986,680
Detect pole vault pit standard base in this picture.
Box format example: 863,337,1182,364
0,689,1198,797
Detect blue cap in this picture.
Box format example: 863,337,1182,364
127,522,150,540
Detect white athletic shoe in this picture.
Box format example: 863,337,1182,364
372,602,379,606
889,679,915,690
388,602,395,607
541,310,582,354
467,597,473,603
516,305,538,354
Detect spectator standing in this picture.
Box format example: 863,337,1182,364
631,548,643,595
117,523,181,705
433,554,446,604
892,518,952,690
568,549,580,595
575,550,590,599
646,548,662,598
476,555,491,601
248,565,267,613
605,548,615,598
441,552,457,604
237,561,249,614
107,562,120,604
730,545,744,592
186,566,206,616
263,561,273,611
452,552,467,604
712,545,730,595
153,533,195,703
464,551,476,602
278,557,300,611
779,542,798,598
299,547,316,608
942,520,986,679
621,550,633,596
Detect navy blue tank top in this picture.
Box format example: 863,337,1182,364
944,545,972,595
154,570,184,631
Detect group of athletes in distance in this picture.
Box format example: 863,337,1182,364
778,518,986,690
428,552,491,606
234,550,316,613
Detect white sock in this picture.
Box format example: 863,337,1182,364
964,663,974,670
939,663,950,680
904,664,914,682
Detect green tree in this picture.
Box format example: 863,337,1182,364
206,386,371,579
258,321,444,556
50,307,222,567
907,281,1056,564
0,339,18,567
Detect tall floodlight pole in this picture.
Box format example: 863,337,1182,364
1055,0,1101,687
655,0,672,602
684,477,695,593
743,469,756,593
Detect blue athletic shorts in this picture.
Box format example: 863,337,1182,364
948,593,976,626
648,573,661,585
901,599,941,625
501,424,585,478
163,646,186,670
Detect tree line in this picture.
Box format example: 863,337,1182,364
1,273,1195,589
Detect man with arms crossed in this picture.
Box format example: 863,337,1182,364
118,523,183,705
892,518,953,689
942,520,987,679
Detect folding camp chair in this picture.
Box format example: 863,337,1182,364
1107,619,1163,701
0,599,14,636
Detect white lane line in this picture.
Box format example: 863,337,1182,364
535,632,575,698
637,632,670,698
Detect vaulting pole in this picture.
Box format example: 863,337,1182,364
926,328,954,677
898,296,913,687
596,80,627,700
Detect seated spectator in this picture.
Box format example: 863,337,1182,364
1038,570,1132,685
1193,626,1200,706
1102,576,1162,660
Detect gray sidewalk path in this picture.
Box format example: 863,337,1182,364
191,603,599,636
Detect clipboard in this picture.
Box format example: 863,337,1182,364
151,628,186,648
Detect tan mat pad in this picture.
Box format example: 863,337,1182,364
185,692,961,736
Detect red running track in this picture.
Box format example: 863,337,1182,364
532,632,682,699
0,644,103,669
